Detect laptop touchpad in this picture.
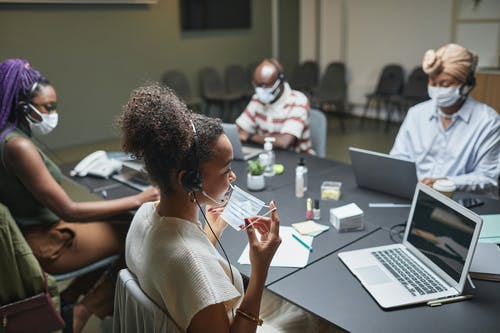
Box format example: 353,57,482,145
355,266,392,285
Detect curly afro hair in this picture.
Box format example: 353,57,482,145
117,83,223,194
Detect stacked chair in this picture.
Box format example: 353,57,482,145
161,70,201,113
384,66,428,132
359,64,405,128
289,60,319,97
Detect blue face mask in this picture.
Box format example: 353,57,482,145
220,185,268,230
427,85,462,108
255,79,281,104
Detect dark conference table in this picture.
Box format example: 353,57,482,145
63,149,500,333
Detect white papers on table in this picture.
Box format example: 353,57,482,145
237,226,313,268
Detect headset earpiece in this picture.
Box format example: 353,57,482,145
182,119,203,193
182,169,203,192
19,102,30,115
460,50,477,97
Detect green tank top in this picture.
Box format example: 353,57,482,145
0,125,62,227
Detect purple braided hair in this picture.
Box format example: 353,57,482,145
0,58,45,141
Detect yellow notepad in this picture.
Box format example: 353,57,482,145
292,220,330,237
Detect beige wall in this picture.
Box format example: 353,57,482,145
0,0,272,148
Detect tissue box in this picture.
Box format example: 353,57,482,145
330,203,364,232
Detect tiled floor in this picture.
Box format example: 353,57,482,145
49,114,400,333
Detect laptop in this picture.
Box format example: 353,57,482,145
338,183,483,309
222,123,263,161
349,147,418,199
112,160,150,191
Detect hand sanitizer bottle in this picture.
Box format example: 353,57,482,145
263,137,276,177
297,157,308,191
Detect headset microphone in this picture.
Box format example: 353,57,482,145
202,190,226,205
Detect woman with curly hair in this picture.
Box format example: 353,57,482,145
0,58,159,332
121,83,339,333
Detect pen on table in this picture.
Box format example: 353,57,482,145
369,203,411,208
92,183,121,193
240,208,277,231
427,294,474,307
292,233,313,252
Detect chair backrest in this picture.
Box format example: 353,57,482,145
317,62,347,100
161,70,192,101
290,61,319,92
113,269,181,333
199,67,225,97
310,109,327,158
402,66,428,100
224,64,248,95
374,64,405,96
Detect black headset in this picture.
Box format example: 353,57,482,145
181,119,203,193
460,51,476,97
19,80,40,115
268,58,285,82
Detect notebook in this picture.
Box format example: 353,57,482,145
222,123,263,161
349,147,418,199
338,183,483,309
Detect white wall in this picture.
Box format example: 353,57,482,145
300,0,454,115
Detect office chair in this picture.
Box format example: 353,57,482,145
290,61,319,96
311,62,349,132
385,66,428,132
113,269,182,333
161,70,202,113
224,64,252,121
310,109,327,158
199,67,242,122
360,64,405,128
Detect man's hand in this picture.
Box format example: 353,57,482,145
420,177,447,187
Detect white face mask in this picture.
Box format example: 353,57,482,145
26,105,58,135
220,185,268,231
255,79,281,104
427,85,462,108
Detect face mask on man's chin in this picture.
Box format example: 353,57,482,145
427,85,462,108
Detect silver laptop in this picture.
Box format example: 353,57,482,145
338,183,483,309
222,123,263,161
349,147,418,199
112,160,150,191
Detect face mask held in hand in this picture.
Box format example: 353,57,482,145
221,185,270,231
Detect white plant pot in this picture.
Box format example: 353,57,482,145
247,173,266,191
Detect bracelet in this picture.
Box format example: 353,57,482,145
236,308,263,326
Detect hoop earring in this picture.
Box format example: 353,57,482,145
188,191,196,203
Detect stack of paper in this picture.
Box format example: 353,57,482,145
330,203,364,232
238,226,313,268
479,214,500,244
470,242,500,281
292,220,330,237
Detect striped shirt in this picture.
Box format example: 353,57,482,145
236,82,315,155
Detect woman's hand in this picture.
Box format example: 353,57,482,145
135,186,160,205
245,201,281,276
204,204,228,243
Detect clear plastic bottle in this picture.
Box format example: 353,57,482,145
295,157,308,198
263,137,276,177
297,157,308,191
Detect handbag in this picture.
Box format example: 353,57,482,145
0,272,65,333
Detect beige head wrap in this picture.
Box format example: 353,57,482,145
422,43,478,83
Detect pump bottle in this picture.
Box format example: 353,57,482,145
297,157,308,191
295,157,308,197
263,137,276,177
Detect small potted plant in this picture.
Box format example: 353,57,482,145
247,159,266,191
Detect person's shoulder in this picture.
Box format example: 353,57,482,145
289,88,309,106
3,134,38,159
405,99,433,119
469,97,500,121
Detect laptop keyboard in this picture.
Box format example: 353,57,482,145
372,248,447,296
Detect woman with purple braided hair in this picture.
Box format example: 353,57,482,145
0,59,159,332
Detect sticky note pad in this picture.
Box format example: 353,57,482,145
292,220,330,236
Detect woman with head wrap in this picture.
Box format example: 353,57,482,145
390,44,500,196
0,58,159,332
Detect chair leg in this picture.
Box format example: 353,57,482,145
359,98,372,128
385,101,394,133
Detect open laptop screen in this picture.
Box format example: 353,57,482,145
407,191,476,282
